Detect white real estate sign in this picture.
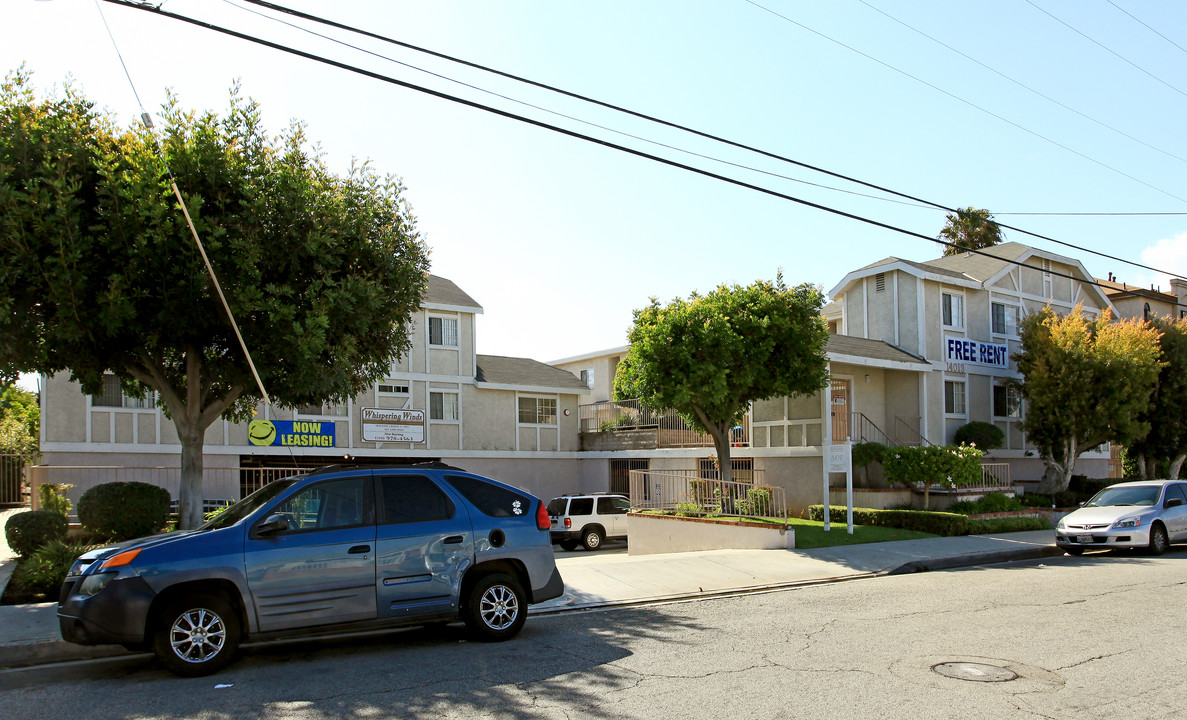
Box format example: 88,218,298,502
825,442,855,534
361,407,425,443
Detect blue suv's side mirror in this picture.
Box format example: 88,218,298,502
255,514,290,537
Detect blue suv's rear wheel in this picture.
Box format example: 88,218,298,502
153,593,241,676
464,573,526,641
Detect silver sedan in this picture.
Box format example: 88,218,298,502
1055,480,1187,555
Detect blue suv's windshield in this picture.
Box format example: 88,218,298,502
201,477,299,530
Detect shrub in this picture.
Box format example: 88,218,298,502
7,539,98,602
807,504,969,536
946,492,1023,515
852,442,887,468
38,482,73,517
882,444,983,508
674,502,702,516
967,516,1051,534
1053,490,1080,508
4,510,67,559
736,487,772,517
78,481,172,541
953,421,1004,451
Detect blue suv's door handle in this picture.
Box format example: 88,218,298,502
444,535,464,544
348,545,371,554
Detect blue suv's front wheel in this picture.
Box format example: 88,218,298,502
464,573,526,641
153,593,241,677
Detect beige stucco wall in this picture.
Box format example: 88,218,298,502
554,353,622,404
628,514,794,555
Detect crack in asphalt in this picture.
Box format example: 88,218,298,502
1055,650,1130,671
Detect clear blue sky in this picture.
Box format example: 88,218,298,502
6,0,1187,393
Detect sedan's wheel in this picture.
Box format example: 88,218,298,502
1148,523,1169,556
558,540,580,551
153,594,240,677
582,528,603,551
1064,547,1084,556
464,573,526,642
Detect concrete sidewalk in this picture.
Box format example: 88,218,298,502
0,519,1061,670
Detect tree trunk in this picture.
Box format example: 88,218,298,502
1036,437,1079,496
692,405,733,486
177,425,206,530
1169,453,1186,481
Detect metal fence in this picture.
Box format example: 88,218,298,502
27,465,307,515
980,463,1012,488
579,399,750,448
1,453,34,505
627,468,785,522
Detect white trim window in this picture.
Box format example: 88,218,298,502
993,384,1021,418
378,381,410,395
941,292,964,330
518,396,558,425
428,316,459,347
430,391,459,421
91,373,156,409
991,302,1020,337
297,402,348,417
944,380,967,415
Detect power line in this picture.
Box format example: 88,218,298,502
1108,1,1187,57
743,0,1187,206
97,0,1186,307
1026,0,1187,99
219,0,930,211
857,0,1187,167
231,0,1187,283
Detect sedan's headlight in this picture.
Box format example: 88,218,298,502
1112,516,1142,529
1056,518,1066,530
77,571,117,597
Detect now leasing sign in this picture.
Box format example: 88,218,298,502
362,407,425,443
945,337,1009,370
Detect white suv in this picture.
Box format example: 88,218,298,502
547,493,630,550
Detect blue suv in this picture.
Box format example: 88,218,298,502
58,464,563,676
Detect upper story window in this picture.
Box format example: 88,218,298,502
91,373,156,409
428,316,459,347
944,380,967,415
993,384,1021,418
298,402,348,417
518,396,558,425
941,292,964,329
991,302,1020,336
579,369,595,389
430,391,459,421
378,382,410,395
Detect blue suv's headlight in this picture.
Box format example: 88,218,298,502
77,571,117,597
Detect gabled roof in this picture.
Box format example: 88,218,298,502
476,354,590,394
425,275,483,314
826,335,931,371
828,242,1112,309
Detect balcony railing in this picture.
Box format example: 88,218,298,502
580,399,749,448
627,468,784,522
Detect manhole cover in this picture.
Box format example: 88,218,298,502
932,662,1018,683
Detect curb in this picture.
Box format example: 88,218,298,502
884,544,1065,575
0,545,1061,671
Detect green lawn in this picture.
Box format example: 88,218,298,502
786,517,938,548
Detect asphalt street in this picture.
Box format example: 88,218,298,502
3,549,1185,719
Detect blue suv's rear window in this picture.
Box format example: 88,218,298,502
445,475,530,518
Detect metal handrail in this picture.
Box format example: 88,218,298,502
627,468,783,523
894,416,933,446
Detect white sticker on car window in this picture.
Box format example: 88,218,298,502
512,500,522,515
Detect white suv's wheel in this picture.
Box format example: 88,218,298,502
582,527,603,551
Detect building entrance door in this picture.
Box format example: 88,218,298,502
830,379,851,441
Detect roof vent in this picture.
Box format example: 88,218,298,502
875,273,886,293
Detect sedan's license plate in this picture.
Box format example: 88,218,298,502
1076,535,1094,544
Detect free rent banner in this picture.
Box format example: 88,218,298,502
247,419,337,447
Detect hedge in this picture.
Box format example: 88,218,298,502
4,510,68,560
808,504,969,536
78,481,172,541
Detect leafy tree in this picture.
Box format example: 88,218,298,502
1013,305,1162,494
613,275,829,484
0,70,429,528
939,207,1003,256
0,383,38,455
882,444,983,509
1127,317,1187,480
